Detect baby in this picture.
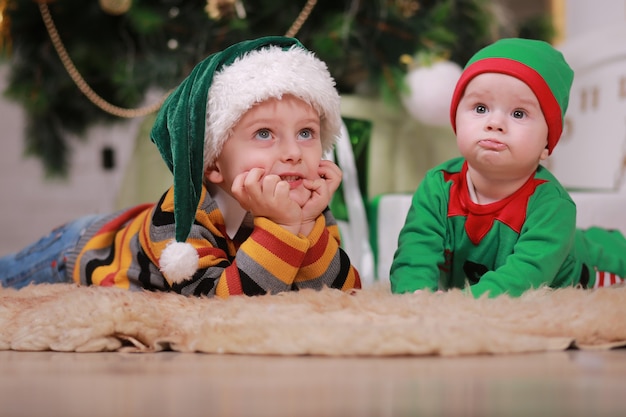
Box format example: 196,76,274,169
391,38,626,297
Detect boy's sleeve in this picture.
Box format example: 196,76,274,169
146,212,311,297
292,209,361,292
390,172,449,294
212,216,312,297
217,212,360,297
145,188,360,297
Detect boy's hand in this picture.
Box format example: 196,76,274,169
231,168,302,234
301,160,342,224
318,159,342,195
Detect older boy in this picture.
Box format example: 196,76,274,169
0,37,361,297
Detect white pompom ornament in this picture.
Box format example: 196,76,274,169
402,59,463,126
159,240,199,284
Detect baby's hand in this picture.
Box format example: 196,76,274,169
231,168,302,232
301,160,342,223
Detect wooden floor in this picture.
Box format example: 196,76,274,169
1,349,625,417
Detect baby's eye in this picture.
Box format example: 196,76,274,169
474,104,487,114
255,129,272,140
512,109,526,119
298,128,314,140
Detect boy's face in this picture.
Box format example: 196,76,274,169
455,72,550,181
206,95,324,207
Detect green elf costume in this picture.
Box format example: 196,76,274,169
390,38,626,298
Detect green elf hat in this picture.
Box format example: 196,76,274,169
449,38,574,155
150,36,341,283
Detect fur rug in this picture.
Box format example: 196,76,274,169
1,283,625,356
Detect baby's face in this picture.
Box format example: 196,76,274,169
206,95,323,207
455,72,549,180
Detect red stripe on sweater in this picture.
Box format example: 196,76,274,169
101,273,115,287
301,228,329,267
197,246,225,259
224,263,244,295
97,203,154,234
251,228,304,267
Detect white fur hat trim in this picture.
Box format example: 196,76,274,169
159,240,199,284
204,45,341,168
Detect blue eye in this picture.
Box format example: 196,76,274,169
298,129,313,140
255,129,271,140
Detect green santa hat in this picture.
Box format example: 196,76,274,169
449,37,574,155
149,36,342,283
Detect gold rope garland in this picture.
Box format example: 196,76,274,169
38,2,167,118
285,0,317,38
38,0,318,118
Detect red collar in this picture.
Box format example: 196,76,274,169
443,162,546,244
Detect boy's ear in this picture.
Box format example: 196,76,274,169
539,147,550,161
205,165,224,184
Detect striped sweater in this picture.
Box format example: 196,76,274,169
71,185,361,297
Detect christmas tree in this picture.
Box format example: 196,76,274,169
0,0,553,176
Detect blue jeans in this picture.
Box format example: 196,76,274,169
0,215,103,289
